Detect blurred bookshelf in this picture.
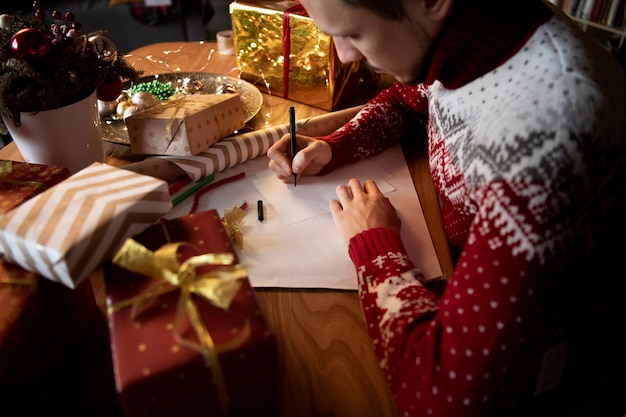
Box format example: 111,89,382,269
547,0,626,52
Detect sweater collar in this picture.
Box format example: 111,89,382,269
423,0,552,89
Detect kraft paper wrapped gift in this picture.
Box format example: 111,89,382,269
0,259,104,415
105,209,278,417
229,1,380,110
125,93,246,156
0,160,70,214
0,162,172,289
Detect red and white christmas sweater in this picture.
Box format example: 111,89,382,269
317,1,626,416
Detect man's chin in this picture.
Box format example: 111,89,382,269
367,66,396,79
363,63,422,85
395,71,425,85
394,75,416,84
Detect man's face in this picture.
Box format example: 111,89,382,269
299,0,436,84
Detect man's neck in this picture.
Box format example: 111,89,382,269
423,0,552,89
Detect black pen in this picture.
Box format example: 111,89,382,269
289,106,297,186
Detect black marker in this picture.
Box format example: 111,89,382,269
289,106,297,186
257,199,264,222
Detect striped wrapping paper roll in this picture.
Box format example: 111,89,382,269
125,105,364,182
0,163,172,289
158,122,290,181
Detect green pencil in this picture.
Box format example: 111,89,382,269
171,174,215,207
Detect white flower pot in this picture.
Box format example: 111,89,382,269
2,90,104,174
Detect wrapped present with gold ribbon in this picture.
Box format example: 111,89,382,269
105,209,278,417
0,160,70,215
0,260,117,414
0,162,172,289
229,1,380,110
125,93,246,156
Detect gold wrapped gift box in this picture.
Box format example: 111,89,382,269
229,1,380,110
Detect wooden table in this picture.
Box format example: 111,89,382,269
0,41,452,417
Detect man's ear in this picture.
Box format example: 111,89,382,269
422,0,455,21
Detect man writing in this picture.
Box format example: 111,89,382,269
267,0,626,415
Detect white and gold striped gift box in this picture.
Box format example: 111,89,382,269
0,163,172,289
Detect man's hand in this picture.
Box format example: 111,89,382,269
267,133,332,184
330,178,401,243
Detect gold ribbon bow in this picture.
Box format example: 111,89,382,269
109,237,249,414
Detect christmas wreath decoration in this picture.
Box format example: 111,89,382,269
0,2,142,134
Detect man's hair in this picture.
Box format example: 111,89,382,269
342,0,406,20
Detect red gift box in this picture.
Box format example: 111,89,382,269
105,209,278,417
64,302,124,417
0,259,106,415
0,160,71,214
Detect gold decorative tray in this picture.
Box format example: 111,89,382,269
100,72,263,145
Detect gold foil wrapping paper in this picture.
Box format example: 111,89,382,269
229,1,380,110
0,163,172,289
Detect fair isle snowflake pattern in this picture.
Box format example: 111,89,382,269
428,14,626,264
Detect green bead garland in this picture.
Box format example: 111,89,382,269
129,80,176,100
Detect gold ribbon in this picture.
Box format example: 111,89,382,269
222,205,246,250
0,260,38,289
0,160,45,189
109,237,249,414
141,94,225,154
0,161,48,215
0,161,12,175
161,94,187,151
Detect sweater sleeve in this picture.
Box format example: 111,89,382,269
318,82,429,174
351,184,563,417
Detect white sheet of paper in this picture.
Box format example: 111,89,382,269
165,144,443,290
252,160,395,225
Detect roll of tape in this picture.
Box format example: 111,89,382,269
217,30,234,56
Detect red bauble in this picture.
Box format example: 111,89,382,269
97,78,123,102
10,28,51,59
